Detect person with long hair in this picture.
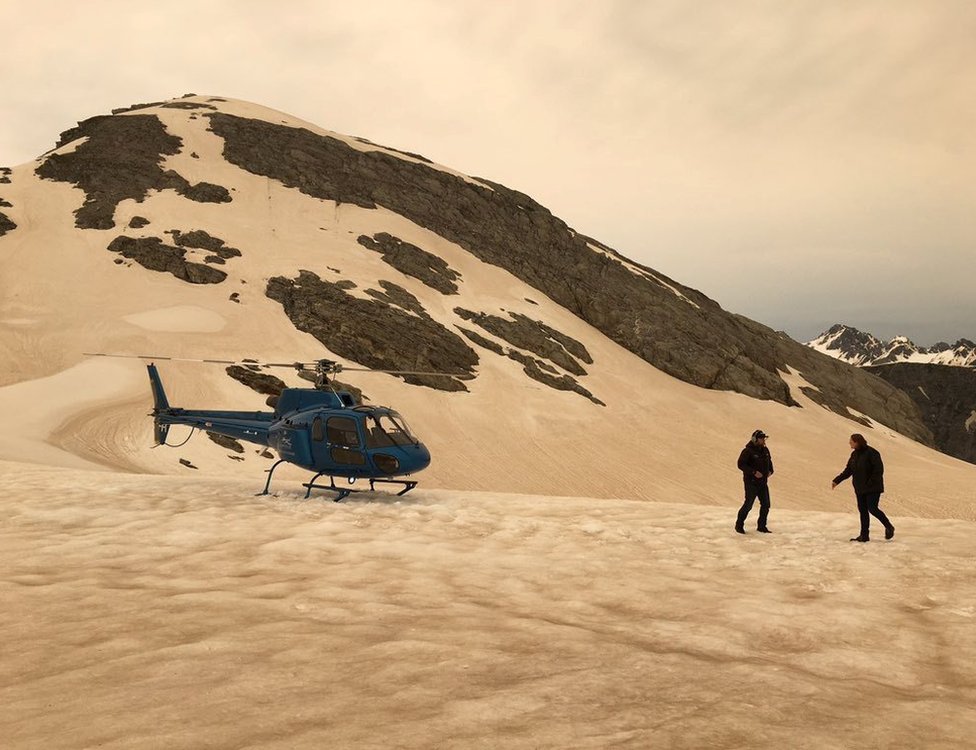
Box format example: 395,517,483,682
831,433,895,542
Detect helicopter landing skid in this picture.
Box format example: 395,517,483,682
256,460,417,502
301,473,418,502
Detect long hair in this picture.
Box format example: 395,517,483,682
850,433,868,450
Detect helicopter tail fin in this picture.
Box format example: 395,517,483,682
147,363,171,445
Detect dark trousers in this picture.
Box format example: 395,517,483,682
856,492,892,539
736,482,770,529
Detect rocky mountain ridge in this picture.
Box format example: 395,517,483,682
809,324,976,367
0,94,943,488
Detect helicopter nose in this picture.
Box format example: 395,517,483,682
401,443,431,472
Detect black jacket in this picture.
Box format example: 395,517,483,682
738,441,773,484
834,446,885,494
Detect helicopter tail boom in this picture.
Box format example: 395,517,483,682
147,363,172,445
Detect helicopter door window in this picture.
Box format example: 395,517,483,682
311,417,324,442
326,416,361,447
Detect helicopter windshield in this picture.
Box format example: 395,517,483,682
364,411,419,448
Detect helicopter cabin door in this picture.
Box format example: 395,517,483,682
274,422,313,468
312,415,367,473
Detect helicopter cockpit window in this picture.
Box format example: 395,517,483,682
326,416,360,447
311,416,324,442
364,412,418,447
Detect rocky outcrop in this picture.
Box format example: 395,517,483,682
168,229,241,261
266,271,478,391
865,364,976,465
161,102,218,111
454,308,591,376
128,216,150,229
365,280,429,317
0,209,14,237
36,113,231,229
0,167,11,184
357,232,460,294
107,236,227,284
207,112,930,443
454,308,606,406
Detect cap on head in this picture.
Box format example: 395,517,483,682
752,429,769,440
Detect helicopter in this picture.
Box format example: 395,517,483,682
85,353,470,501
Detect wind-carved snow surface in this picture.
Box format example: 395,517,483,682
2,462,975,749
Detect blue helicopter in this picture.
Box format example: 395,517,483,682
86,354,466,501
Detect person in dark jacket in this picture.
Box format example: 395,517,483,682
832,433,894,542
735,429,774,534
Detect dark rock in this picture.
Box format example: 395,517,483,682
455,308,590,376
205,112,931,442
161,101,218,111
266,270,477,391
0,198,11,208
366,280,429,317
190,152,199,159
207,431,245,453
230,292,240,303
0,167,11,184
505,349,604,406
0,211,16,237
357,232,460,294
353,137,434,164
128,216,150,228
107,235,227,284
525,298,538,305
111,101,165,114
36,113,230,229
178,180,231,203
179,458,198,469
866,363,976,465
170,229,241,258
457,327,505,355
204,255,225,264
225,365,287,396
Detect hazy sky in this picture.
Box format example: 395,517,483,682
2,1,973,344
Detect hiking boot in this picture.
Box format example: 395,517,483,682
849,536,869,543
757,527,771,533
734,524,746,534
885,525,895,540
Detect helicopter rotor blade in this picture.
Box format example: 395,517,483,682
82,353,473,378
339,367,475,379
83,353,316,369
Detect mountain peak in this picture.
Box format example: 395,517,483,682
808,326,976,368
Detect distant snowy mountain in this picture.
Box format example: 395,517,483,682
809,324,976,368
807,324,976,465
